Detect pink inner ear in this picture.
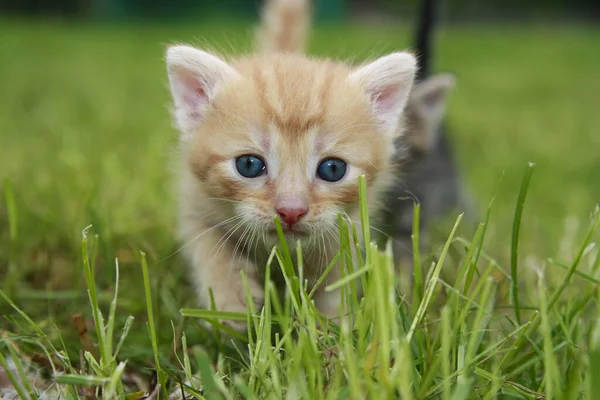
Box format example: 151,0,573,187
373,84,401,113
180,74,208,120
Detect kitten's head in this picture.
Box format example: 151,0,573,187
167,46,416,245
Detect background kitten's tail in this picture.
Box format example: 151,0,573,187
413,0,438,81
255,0,312,53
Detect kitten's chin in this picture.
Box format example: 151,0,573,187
265,227,310,246
267,228,309,238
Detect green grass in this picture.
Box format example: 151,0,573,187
1,18,600,398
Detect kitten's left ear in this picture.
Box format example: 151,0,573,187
349,52,417,135
409,73,456,151
412,73,456,125
166,45,240,139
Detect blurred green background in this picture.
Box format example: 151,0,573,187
1,0,599,20
0,0,599,363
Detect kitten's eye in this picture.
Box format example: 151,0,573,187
317,158,347,182
235,154,267,178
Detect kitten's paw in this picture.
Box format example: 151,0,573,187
213,277,265,332
314,288,351,326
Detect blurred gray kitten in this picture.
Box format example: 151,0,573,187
379,73,475,266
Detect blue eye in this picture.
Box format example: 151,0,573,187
235,155,266,178
317,158,347,182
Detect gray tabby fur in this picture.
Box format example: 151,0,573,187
378,73,476,266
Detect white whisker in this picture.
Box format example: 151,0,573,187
158,214,243,262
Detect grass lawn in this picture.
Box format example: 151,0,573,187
1,17,600,398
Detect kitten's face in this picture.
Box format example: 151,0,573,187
167,49,416,246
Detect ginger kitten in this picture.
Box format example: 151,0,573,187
165,0,416,331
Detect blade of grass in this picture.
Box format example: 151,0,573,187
113,315,134,361
0,289,45,337
537,268,561,399
324,264,370,292
407,213,463,342
547,206,600,310
56,374,109,386
510,162,535,325
358,175,371,264
81,226,106,366
141,250,167,398
104,258,121,365
179,309,252,322
411,202,423,306
440,306,452,400
0,349,33,400
104,361,127,399
274,217,301,308
180,309,252,342
564,332,584,400
308,253,340,298
195,347,223,399
6,342,36,397
587,290,600,398
499,205,600,369
547,258,600,284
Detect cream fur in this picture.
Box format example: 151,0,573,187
167,46,240,141
349,52,417,136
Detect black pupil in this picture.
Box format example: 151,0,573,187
328,162,339,174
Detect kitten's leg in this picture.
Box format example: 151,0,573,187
313,287,345,320
393,236,415,271
310,239,359,326
312,265,358,327
186,226,265,332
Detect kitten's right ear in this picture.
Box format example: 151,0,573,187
166,45,239,139
349,52,417,136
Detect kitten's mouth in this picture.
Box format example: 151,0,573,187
268,227,309,237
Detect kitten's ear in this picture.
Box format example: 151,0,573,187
412,73,455,127
410,73,456,151
166,45,239,139
349,52,417,135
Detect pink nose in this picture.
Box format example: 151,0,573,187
276,207,308,226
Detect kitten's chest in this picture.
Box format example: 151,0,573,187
239,236,340,288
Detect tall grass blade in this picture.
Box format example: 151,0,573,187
0,349,33,400
81,226,106,365
141,250,167,398
408,213,463,342
510,162,535,324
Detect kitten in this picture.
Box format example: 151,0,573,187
165,0,417,331
379,0,475,267
380,73,472,266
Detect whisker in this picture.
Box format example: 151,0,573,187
211,218,246,259
231,224,251,273
206,198,246,205
344,213,388,237
157,214,243,262
346,215,413,255
248,226,262,280
318,231,326,276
